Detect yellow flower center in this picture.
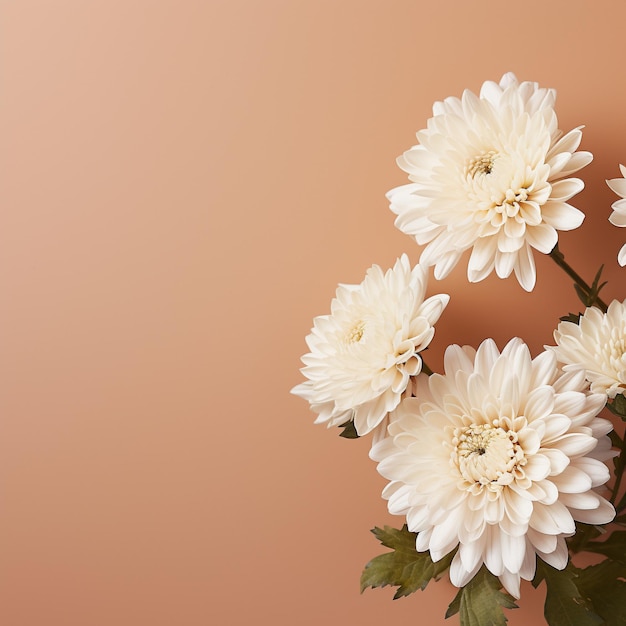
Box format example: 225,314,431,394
346,321,365,344
451,423,525,491
467,151,497,178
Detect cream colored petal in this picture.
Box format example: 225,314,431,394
525,223,557,254
513,243,536,292
541,201,585,230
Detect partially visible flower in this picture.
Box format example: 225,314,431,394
388,72,592,292
371,338,614,599
551,299,626,398
607,164,626,266
291,255,449,436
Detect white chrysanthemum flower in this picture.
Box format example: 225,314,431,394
388,72,592,292
551,299,626,398
371,338,615,598
607,164,626,266
292,255,449,436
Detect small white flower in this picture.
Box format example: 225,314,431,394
371,338,614,599
292,255,449,436
551,299,626,398
388,73,592,292
607,164,626,266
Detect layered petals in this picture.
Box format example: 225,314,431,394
607,164,626,266
370,338,615,598
550,299,626,398
388,73,591,292
292,255,449,435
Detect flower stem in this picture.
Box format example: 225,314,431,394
548,245,608,312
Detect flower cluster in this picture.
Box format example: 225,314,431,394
293,73,626,626
291,254,449,436
371,338,614,599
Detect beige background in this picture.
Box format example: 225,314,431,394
2,1,626,624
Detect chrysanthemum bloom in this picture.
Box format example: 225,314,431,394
291,255,449,436
388,72,592,291
370,338,615,598
607,164,626,266
551,299,626,398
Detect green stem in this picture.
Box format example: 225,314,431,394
548,245,608,312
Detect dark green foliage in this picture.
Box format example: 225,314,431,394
576,560,626,626
573,264,607,308
585,531,626,565
445,567,518,626
606,393,626,421
532,561,603,626
360,525,452,599
559,312,582,324
338,419,359,439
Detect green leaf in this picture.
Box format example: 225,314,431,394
571,265,607,309
574,283,589,307
585,531,626,565
445,567,517,626
559,312,582,324
606,393,626,420
338,419,359,439
360,525,453,599
591,265,608,300
532,561,603,626
567,523,603,553
577,560,626,626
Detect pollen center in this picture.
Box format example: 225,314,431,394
346,321,365,344
467,151,497,178
451,423,524,490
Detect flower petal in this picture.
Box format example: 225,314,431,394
387,73,589,290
